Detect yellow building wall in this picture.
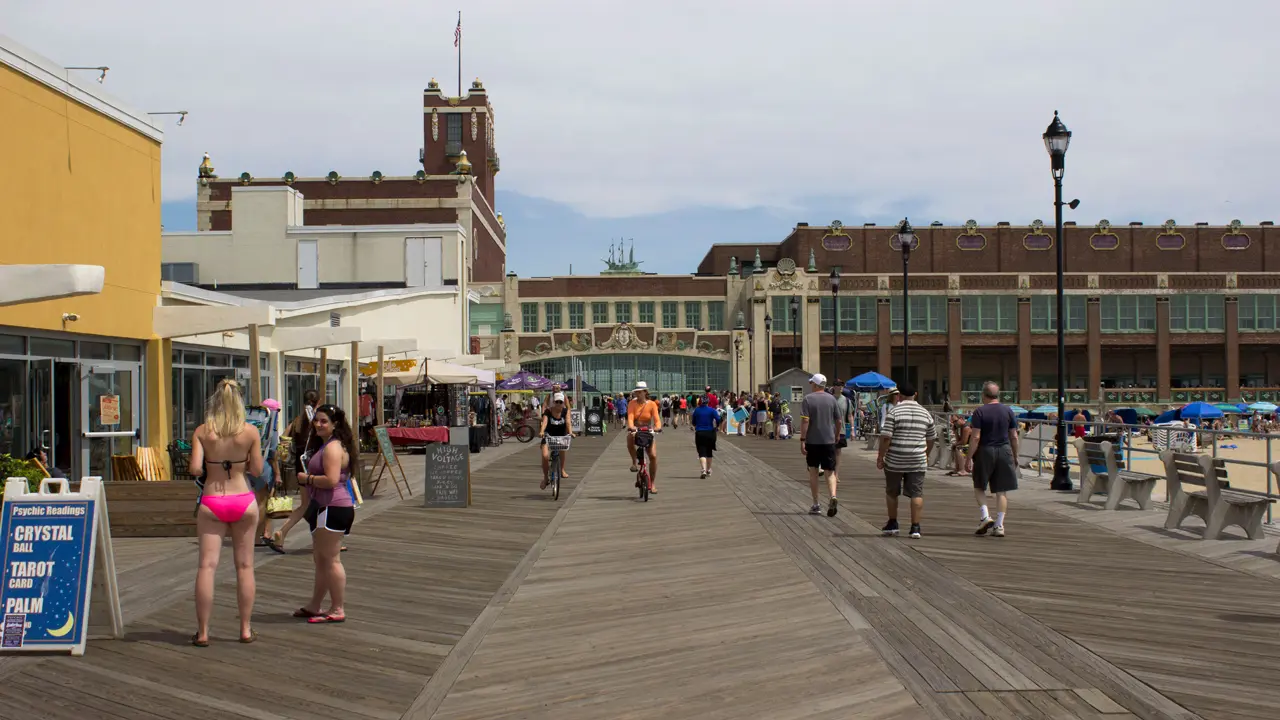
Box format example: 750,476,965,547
0,63,162,340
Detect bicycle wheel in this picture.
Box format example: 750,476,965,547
639,466,649,502
515,424,536,443
552,454,561,500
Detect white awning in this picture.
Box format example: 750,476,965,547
428,361,494,386
0,264,104,306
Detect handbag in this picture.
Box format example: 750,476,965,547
266,493,295,518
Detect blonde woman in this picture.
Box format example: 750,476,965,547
189,379,264,646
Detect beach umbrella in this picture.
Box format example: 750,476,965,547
1008,406,1028,415
846,371,896,390
1180,401,1223,419
1153,408,1181,424
1214,403,1241,413
1248,401,1278,413
1130,407,1158,417
496,370,553,391
1032,404,1057,414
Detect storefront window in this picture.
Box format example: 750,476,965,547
80,341,111,359
0,334,25,355
29,338,75,358
0,359,26,456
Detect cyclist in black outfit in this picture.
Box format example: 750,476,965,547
539,392,571,489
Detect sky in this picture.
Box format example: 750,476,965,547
6,1,1279,276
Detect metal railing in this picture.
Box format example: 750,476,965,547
929,412,1278,525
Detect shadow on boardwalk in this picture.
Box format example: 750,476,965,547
725,435,1280,720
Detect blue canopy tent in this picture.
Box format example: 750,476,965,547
1153,408,1181,424
847,371,896,390
1112,408,1139,426
559,378,600,393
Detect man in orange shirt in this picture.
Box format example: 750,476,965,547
627,381,662,492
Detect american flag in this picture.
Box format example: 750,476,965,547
454,13,461,47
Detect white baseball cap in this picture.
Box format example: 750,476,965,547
809,373,828,387
634,381,649,393
552,392,566,403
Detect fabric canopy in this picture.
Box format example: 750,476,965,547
497,370,552,391
1180,401,1223,419
560,378,600,393
428,361,494,386
846,371,896,390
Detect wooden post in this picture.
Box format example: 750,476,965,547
350,340,360,415
248,323,262,405
318,348,328,404
376,346,386,425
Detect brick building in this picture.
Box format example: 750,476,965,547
502,219,1280,406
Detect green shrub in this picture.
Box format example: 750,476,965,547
0,454,45,493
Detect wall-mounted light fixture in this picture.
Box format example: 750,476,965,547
67,66,109,83
148,111,188,126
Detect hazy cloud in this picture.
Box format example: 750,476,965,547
7,0,1279,230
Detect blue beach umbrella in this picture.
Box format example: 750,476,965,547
1248,401,1278,413
1180,401,1223,420
1032,404,1057,414
1008,406,1028,415
846,372,896,390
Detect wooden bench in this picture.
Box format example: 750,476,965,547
1072,439,1158,510
1161,451,1272,539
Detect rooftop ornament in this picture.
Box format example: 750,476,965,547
327,171,341,185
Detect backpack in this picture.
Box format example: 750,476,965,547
661,397,671,411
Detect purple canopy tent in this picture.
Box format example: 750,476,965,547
497,370,553,392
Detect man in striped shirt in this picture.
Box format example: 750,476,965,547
875,382,935,539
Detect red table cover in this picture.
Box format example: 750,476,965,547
386,426,449,445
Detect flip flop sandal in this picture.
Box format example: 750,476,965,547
191,633,210,647
264,537,286,555
307,613,346,624
293,607,321,618
341,546,348,552
240,630,259,644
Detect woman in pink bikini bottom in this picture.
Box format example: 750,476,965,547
189,379,265,647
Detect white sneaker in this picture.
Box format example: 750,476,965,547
992,526,1006,538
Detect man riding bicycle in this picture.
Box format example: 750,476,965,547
627,381,662,493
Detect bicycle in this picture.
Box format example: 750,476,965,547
544,434,571,500
632,426,657,502
500,419,536,443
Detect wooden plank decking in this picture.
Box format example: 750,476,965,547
3,429,1277,719
726,435,1280,720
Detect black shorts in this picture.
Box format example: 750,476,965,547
305,502,355,535
805,443,837,471
973,444,1019,494
695,430,717,458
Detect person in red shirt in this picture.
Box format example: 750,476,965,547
705,386,719,412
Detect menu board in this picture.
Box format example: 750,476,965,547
424,443,469,508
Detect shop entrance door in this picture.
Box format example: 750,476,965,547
28,360,80,477
82,363,140,481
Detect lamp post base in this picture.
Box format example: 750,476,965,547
1050,457,1074,492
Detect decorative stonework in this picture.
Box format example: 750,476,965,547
1018,274,1030,290
768,272,804,291
1156,219,1185,251
471,107,478,140
1089,220,1119,250
371,171,383,184
431,109,439,141
822,220,852,251
1157,274,1169,289
948,274,960,292
1087,274,1099,289
327,171,341,185
1222,219,1251,250
655,333,686,352
239,172,253,185
283,171,296,185
558,332,592,353
1226,272,1238,290
776,257,797,275
1023,219,1052,251
520,342,552,357
807,279,819,291
695,341,726,356
503,334,514,361
956,220,987,251
878,276,890,292
598,323,650,351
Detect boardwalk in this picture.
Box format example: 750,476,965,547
1,430,1277,719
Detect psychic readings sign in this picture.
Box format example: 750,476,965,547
0,477,121,656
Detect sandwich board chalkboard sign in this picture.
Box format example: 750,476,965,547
424,443,469,508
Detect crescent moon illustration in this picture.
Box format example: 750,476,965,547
46,612,75,638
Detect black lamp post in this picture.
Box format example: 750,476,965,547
893,219,917,385
764,313,773,381
830,268,841,383
1044,110,1078,492
789,296,800,369
747,326,755,392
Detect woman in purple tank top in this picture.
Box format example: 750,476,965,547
293,404,359,624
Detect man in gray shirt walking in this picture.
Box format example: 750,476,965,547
800,374,842,517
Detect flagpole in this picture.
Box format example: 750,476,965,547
456,10,462,97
